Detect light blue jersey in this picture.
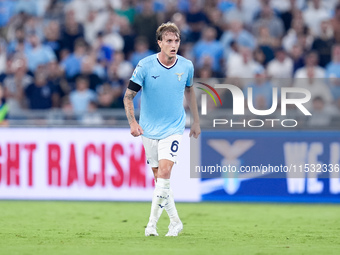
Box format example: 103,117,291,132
130,54,194,139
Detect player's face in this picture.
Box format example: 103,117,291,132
158,32,180,58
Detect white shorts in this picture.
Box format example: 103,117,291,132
141,134,182,168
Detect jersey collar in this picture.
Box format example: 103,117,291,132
157,53,178,70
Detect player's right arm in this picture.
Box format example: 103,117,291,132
125,60,145,137
123,88,143,137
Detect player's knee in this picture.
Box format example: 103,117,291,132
158,169,171,179
158,162,173,178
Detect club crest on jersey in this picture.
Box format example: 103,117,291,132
175,72,184,81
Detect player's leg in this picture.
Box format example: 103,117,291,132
142,137,161,236
151,165,177,222
147,160,171,230
151,164,180,232
158,134,183,236
152,167,158,182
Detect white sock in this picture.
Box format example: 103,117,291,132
148,178,170,224
165,188,181,223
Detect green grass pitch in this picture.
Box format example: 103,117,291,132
0,201,339,255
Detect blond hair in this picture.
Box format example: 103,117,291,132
156,22,180,41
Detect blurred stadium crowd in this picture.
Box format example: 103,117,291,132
1,0,340,127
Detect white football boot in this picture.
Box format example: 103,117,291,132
145,222,159,236
165,221,183,237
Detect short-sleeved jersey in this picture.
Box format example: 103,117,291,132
130,54,194,140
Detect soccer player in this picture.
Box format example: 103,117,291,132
123,22,200,237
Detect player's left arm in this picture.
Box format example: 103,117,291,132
185,85,201,139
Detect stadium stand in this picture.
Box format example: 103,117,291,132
0,0,340,128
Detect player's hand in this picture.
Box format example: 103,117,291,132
130,121,144,137
189,122,201,139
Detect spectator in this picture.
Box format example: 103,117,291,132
244,66,274,110
130,36,155,67
93,31,114,65
253,46,266,67
69,76,96,114
97,83,116,109
60,38,87,79
252,0,281,20
171,12,191,45
177,0,191,12
61,9,84,52
295,51,325,79
220,20,256,60
298,28,315,53
293,64,332,109
81,100,104,125
133,0,160,52
303,0,331,37
6,11,30,42
308,96,335,126
217,0,236,13
0,0,16,36
0,84,9,126
205,8,224,40
112,51,133,81
267,47,293,87
44,0,65,21
102,12,124,52
24,16,44,40
71,56,103,92
115,0,136,24
14,0,40,17
252,4,284,40
197,66,220,86
136,1,166,15
331,4,340,43
67,0,121,24
84,10,108,45
271,0,306,13
257,26,280,49
26,32,56,72
47,61,69,108
43,20,62,61
227,47,262,85
163,1,179,24
0,38,6,74
61,95,75,122
25,71,56,110
104,60,126,108
311,20,335,67
7,26,31,55
201,0,220,17
279,0,302,32
222,0,255,28
98,82,123,109
326,44,340,101
192,26,224,76
289,44,305,74
119,16,136,59
185,0,208,43
255,26,277,65
3,57,32,113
